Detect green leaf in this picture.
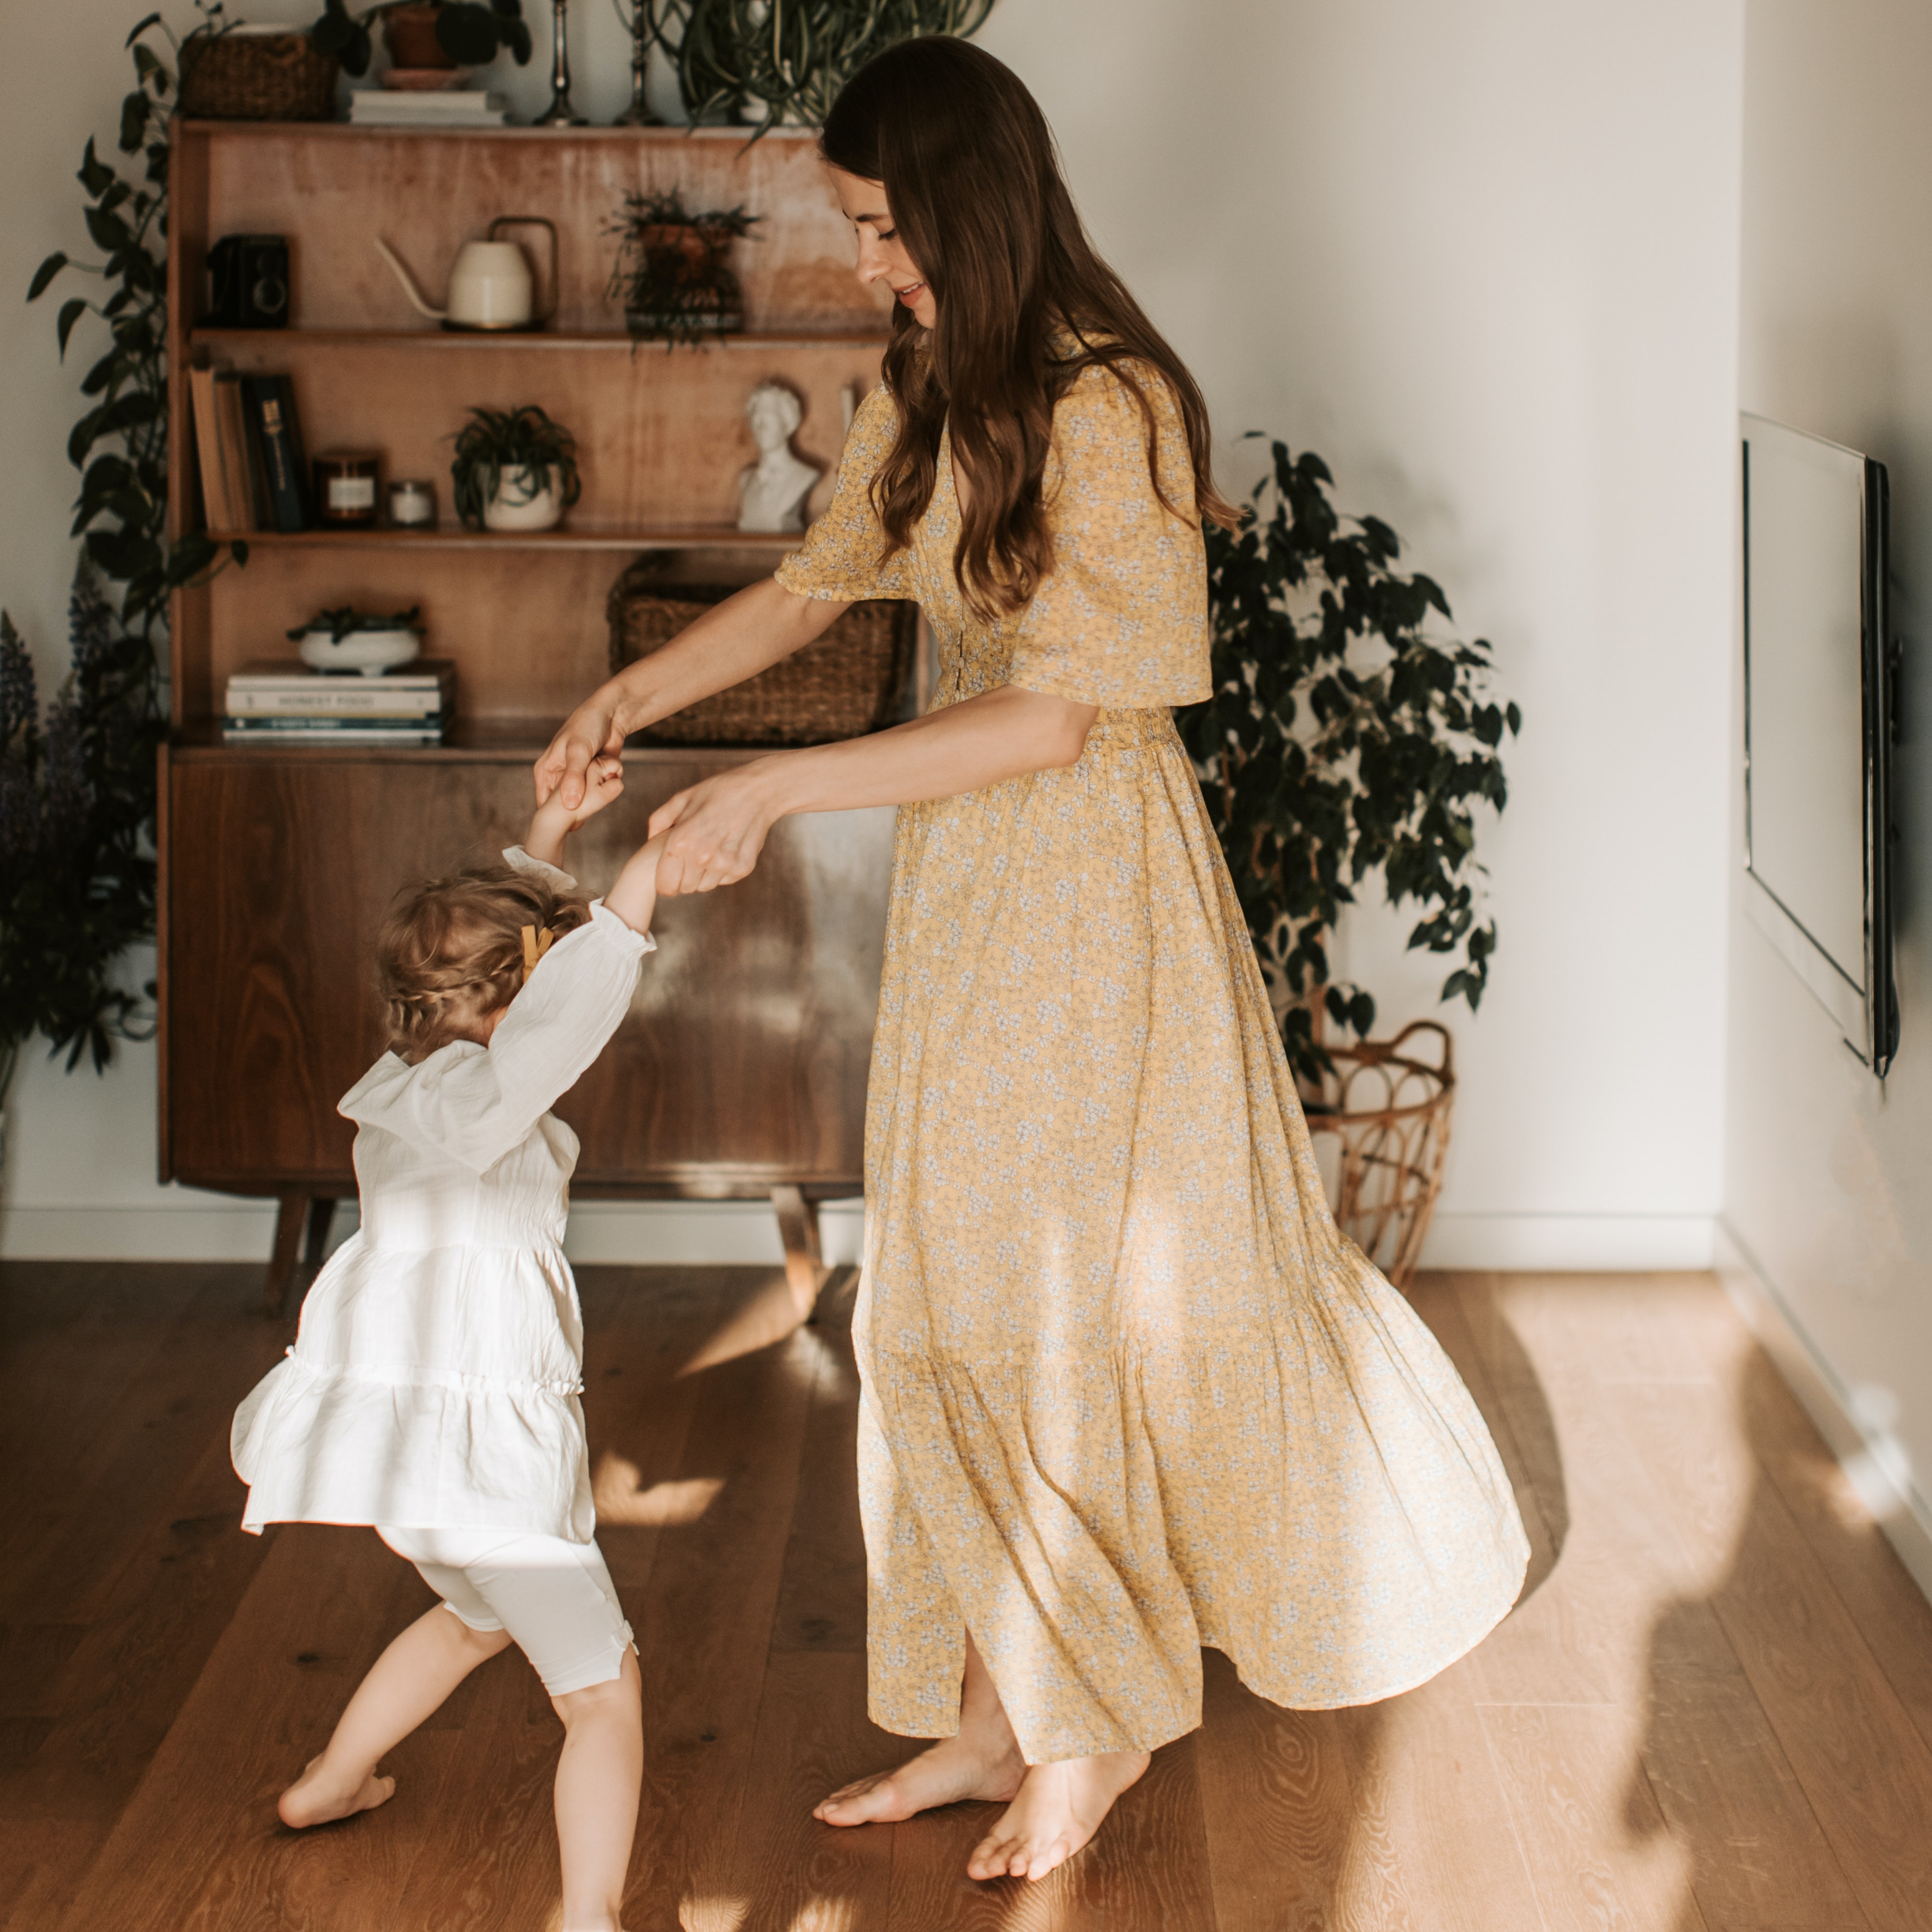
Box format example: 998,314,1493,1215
123,11,163,48
120,90,149,155
55,298,88,355
437,2,502,64
27,251,69,302
85,207,132,253
78,138,114,199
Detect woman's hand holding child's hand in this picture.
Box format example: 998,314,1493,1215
524,756,665,936
526,756,624,868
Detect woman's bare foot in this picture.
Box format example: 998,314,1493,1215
966,1750,1150,1882
814,1730,1026,1826
277,1754,396,1829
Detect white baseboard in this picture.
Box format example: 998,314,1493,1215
3,1200,1705,1273
1715,1221,1932,1606
0,1199,868,1268
1419,1212,1716,1271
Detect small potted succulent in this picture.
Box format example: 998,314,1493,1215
606,189,760,345
307,0,535,77
451,405,581,532
289,604,424,676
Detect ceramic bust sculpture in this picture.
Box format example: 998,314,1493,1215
737,380,821,533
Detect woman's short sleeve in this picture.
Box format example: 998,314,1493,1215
1007,363,1211,709
774,384,918,603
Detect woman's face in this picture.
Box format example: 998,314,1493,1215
830,167,936,330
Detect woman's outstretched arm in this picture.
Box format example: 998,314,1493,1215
644,685,1099,895
535,578,849,809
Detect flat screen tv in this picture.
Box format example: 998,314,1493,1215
1740,412,1896,1075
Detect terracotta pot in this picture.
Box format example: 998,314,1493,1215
640,223,728,281
384,3,456,70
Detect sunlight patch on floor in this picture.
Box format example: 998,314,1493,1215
593,1457,727,1526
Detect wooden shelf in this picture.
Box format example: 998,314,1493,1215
181,120,823,143
171,714,777,761
204,525,805,552
191,327,891,353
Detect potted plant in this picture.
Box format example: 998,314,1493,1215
642,0,997,136
288,604,424,675
1180,437,1521,1282
451,405,581,531
1,581,167,1161
307,0,534,77
606,189,760,344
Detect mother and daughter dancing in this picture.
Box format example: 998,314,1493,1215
229,35,1527,1930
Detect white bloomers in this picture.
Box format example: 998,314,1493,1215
377,1525,635,1696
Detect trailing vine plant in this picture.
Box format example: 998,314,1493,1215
5,4,246,1097
1179,439,1521,1087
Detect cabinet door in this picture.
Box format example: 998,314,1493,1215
163,754,892,1193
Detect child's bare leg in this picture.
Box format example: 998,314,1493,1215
279,1605,512,1828
550,1649,643,1932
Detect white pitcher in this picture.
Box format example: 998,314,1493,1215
375,217,557,331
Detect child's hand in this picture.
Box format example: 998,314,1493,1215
603,831,668,936
527,756,623,865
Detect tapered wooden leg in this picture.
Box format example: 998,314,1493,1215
771,1184,827,1325
302,1195,336,1268
265,1191,308,1319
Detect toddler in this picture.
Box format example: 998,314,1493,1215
231,757,659,1932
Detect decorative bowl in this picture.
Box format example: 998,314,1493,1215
296,627,422,677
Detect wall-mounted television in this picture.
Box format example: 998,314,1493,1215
1740,412,1896,1075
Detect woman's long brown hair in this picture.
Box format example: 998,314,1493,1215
821,36,1240,619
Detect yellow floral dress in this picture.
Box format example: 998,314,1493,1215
775,365,1529,1762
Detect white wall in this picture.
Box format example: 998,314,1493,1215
2,0,1745,1268
1724,0,1932,1581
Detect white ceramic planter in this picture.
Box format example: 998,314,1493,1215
483,464,564,532
297,626,422,676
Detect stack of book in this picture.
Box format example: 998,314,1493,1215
222,661,457,746
348,89,509,128
189,366,311,535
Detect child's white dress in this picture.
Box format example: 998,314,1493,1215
231,856,652,1548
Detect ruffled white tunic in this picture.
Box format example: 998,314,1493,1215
231,862,653,1544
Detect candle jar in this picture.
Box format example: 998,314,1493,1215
313,451,381,527
388,478,437,527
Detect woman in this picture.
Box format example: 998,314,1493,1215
536,36,1529,1885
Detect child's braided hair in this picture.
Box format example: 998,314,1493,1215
377,864,591,1064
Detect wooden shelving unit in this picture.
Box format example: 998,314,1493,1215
162,118,895,1307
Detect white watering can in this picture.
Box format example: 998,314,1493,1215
375,217,558,331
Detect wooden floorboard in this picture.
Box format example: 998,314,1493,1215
5,1261,1932,1930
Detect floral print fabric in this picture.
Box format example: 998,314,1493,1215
775,366,1529,1761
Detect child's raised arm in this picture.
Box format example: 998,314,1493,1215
526,755,625,870
602,832,668,936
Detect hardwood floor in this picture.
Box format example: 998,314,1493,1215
2,1261,1929,1931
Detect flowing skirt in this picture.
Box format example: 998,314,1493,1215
855,707,1529,1762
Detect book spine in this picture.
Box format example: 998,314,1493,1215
222,715,445,732
189,366,228,532
211,375,257,535
226,691,443,716
244,375,311,534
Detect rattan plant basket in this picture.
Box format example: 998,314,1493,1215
179,31,340,121
608,568,915,745
1302,1019,1455,1289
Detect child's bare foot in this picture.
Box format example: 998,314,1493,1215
813,1731,1026,1826
277,1754,396,1829
965,1750,1150,1881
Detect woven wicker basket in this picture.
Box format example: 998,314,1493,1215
179,32,340,122
608,567,915,745
1302,1020,1455,1289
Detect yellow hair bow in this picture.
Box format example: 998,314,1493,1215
520,925,555,983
